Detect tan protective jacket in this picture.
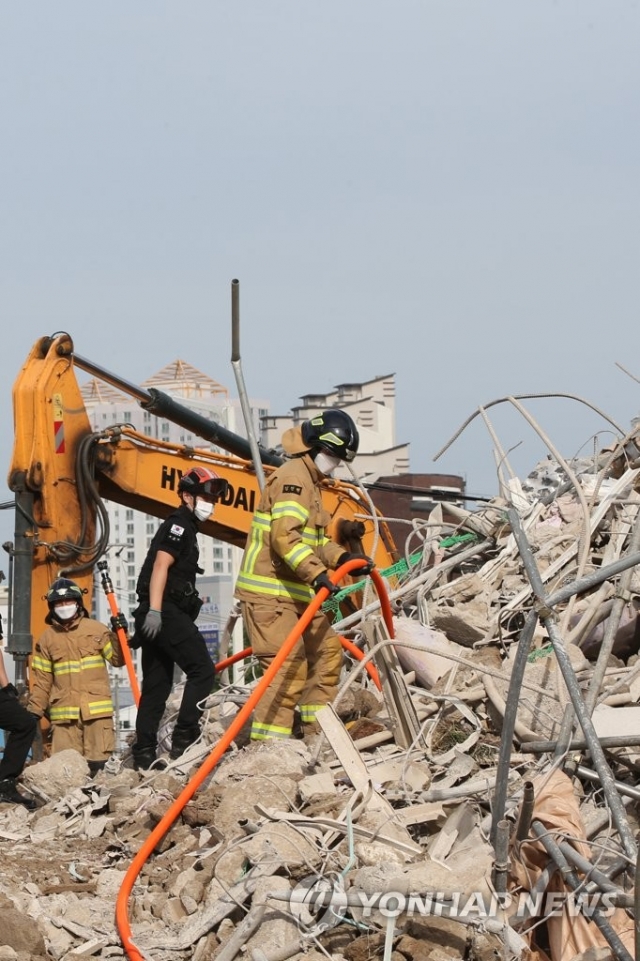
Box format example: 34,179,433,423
235,453,344,604
29,617,124,724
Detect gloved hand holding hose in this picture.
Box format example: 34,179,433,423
312,572,340,596
337,552,375,574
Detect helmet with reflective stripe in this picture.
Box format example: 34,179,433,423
45,577,84,607
178,466,228,499
301,410,359,463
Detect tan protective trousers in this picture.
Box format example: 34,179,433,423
51,717,115,761
241,598,342,740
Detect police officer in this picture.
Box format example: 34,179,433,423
0,614,37,809
130,466,228,770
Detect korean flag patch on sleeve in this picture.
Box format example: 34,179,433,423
167,524,185,544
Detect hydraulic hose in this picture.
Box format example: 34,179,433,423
97,561,140,706
116,562,390,960
338,635,382,691
213,641,382,691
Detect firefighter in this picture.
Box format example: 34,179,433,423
0,614,38,808
28,578,125,775
130,466,228,770
235,409,374,741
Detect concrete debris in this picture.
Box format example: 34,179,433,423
7,438,640,960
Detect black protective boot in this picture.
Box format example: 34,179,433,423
88,760,106,777
132,748,157,771
170,726,198,761
0,778,37,811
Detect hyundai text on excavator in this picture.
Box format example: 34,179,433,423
7,332,399,685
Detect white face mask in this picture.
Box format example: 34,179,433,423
314,451,341,476
193,499,214,522
55,603,78,621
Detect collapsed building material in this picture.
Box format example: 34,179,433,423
7,401,640,960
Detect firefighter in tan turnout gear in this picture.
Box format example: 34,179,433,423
235,409,374,741
28,578,125,774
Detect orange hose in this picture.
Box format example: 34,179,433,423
213,647,252,673
99,568,141,707
339,636,381,690
115,559,389,960
217,640,381,691
370,567,395,638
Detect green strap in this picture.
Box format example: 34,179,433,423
322,532,480,620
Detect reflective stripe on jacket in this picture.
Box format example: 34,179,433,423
235,453,344,603
29,617,125,724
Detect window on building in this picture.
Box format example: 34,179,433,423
214,562,223,573
126,510,133,520
127,523,134,534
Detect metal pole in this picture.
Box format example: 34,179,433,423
490,609,537,846
546,549,640,609
584,509,640,715
515,781,535,843
523,734,640,754
493,819,510,893
508,508,637,861
2,543,14,645
230,279,266,492
531,821,633,961
7,481,35,687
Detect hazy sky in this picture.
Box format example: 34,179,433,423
1,2,639,555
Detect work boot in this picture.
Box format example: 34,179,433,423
170,726,198,761
0,778,37,811
132,748,157,771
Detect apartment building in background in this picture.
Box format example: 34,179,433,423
81,362,268,722
262,373,411,479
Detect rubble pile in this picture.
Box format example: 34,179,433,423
4,451,640,960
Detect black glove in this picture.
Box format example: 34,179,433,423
110,613,128,634
1,683,18,699
312,572,341,596
337,552,375,574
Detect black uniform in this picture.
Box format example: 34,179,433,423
0,688,37,783
132,505,215,765
0,614,38,808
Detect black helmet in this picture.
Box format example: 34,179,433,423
45,577,84,607
45,577,87,624
301,410,360,463
178,467,228,499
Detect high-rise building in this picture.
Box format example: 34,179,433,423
81,361,269,674
262,373,411,479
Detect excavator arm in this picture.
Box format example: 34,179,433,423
8,333,398,663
